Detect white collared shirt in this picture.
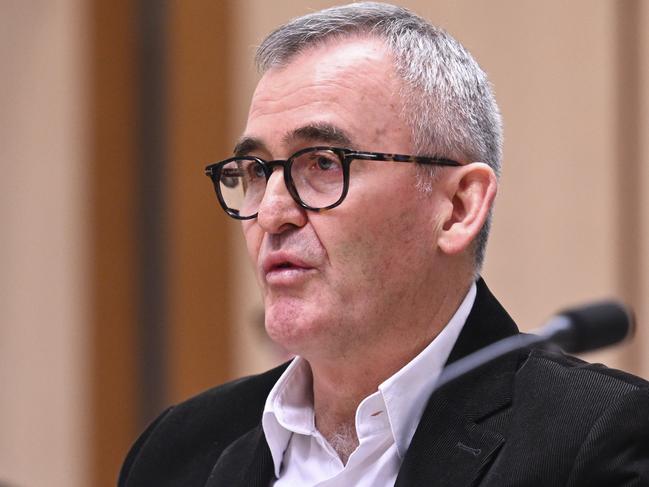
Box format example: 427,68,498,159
262,283,476,486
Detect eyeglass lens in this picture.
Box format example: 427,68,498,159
218,149,345,217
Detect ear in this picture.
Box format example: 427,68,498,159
437,162,497,256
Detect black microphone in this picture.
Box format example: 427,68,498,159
546,301,634,354
435,301,635,391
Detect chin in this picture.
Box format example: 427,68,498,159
264,303,327,357
265,315,311,355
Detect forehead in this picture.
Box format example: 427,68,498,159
242,37,412,155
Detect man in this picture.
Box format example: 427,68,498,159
119,3,649,486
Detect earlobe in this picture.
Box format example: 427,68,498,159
437,163,497,256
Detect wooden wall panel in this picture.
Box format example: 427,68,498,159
89,2,236,484
89,1,139,485
166,2,234,402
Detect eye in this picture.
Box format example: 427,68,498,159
306,151,341,172
220,171,240,188
315,156,335,170
241,160,265,180
251,162,265,178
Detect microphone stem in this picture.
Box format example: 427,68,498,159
435,332,550,391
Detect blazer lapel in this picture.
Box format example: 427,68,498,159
205,424,274,487
395,354,516,486
396,279,521,487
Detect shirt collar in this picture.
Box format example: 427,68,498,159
378,282,476,457
262,357,313,477
261,282,477,476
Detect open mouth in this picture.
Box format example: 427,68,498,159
269,261,306,273
262,253,315,283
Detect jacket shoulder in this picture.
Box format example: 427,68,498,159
172,361,289,429
522,348,649,396
479,349,649,486
514,348,649,429
119,362,289,486
526,349,649,485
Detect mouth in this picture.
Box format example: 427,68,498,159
266,261,310,274
262,253,316,285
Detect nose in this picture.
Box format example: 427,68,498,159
256,167,307,233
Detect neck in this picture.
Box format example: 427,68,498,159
307,276,473,461
309,340,432,463
310,361,374,464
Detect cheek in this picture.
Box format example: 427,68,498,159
242,222,263,267
326,204,431,286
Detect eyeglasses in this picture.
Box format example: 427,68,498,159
204,146,460,220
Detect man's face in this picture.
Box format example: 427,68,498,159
240,38,447,361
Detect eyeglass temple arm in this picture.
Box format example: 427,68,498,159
205,166,246,178
347,151,460,167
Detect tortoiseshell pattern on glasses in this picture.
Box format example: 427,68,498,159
204,146,461,219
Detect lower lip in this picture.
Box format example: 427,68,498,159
265,267,315,286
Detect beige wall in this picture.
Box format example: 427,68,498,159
228,0,649,379
0,1,88,486
641,0,649,377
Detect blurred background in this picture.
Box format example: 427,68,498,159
1,0,648,485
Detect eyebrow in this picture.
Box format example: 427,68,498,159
232,137,264,157
232,122,355,157
284,122,354,148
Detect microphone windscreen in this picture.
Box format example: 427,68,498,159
555,301,634,353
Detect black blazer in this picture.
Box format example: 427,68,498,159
119,280,649,486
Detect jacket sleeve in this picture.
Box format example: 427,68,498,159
566,388,649,487
118,407,174,487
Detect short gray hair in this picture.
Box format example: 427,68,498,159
256,2,502,272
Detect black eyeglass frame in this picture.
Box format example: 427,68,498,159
204,146,461,220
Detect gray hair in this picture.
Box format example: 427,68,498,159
256,2,502,272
